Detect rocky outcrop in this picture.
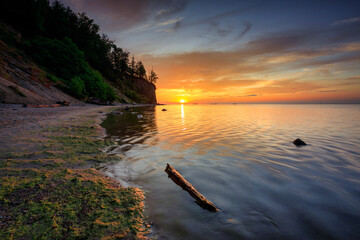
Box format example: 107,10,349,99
132,77,157,104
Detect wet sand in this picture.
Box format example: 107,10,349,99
0,103,150,239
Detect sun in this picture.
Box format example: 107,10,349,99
179,99,186,103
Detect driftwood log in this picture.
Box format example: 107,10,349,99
165,163,219,212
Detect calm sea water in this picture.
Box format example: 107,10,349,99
101,104,360,240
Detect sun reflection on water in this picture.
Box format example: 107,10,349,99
181,104,185,129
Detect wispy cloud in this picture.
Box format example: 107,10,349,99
243,94,260,97
143,25,360,102
237,21,251,39
318,90,339,93
53,0,360,103
55,0,189,31
157,17,184,26
332,17,360,26
156,0,188,20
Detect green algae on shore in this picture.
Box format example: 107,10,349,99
0,112,148,239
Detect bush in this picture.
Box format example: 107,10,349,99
80,70,115,101
105,85,116,102
46,73,59,83
69,76,85,98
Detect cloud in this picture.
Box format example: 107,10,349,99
332,17,360,26
208,21,251,40
243,94,260,97
157,17,183,26
344,76,360,84
244,20,360,55
156,0,188,20
156,17,183,32
244,79,323,94
53,0,360,103
237,21,251,39
142,31,360,91
142,49,267,90
318,90,339,93
143,30,360,102
184,6,257,28
209,21,234,37
182,79,262,91
54,0,189,31
299,52,360,68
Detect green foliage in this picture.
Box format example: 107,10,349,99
0,0,157,103
0,119,147,239
1,172,145,239
26,36,89,80
69,76,85,98
105,84,117,102
46,73,59,83
80,70,116,101
26,36,115,101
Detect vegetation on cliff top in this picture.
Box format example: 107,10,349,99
0,0,157,103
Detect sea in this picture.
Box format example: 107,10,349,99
100,104,360,240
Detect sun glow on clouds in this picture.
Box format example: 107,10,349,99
145,39,360,103
56,0,360,103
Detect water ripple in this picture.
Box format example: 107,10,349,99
101,104,360,240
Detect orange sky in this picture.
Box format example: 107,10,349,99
142,41,360,103
57,0,360,103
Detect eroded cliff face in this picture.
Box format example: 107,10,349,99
0,40,81,105
132,77,157,104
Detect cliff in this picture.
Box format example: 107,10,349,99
0,21,157,105
132,77,157,104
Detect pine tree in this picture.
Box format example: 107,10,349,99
148,68,158,84
136,61,146,79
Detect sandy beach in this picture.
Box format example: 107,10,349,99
0,103,149,239
0,104,110,150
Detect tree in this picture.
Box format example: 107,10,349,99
0,0,50,37
135,61,146,79
45,1,75,39
110,46,129,75
0,0,155,102
129,55,136,76
148,68,158,84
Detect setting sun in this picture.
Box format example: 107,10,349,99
179,99,186,103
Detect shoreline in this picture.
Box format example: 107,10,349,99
0,103,151,239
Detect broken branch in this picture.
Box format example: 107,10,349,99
165,163,219,212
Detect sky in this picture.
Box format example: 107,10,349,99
55,0,360,103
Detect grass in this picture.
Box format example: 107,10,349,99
0,114,148,239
